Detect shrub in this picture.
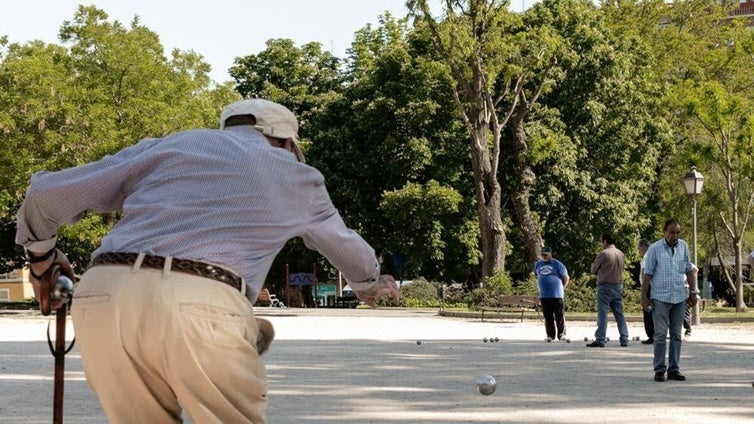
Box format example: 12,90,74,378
512,276,539,296
468,271,513,309
376,277,441,307
484,270,512,294
562,277,596,312
561,276,643,313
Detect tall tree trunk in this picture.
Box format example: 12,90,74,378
734,241,747,312
469,126,506,279
507,118,542,266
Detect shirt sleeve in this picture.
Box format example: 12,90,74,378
643,245,656,276
15,138,159,250
683,241,694,273
300,184,379,284
590,252,603,274
559,261,569,278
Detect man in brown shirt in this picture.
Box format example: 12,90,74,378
587,233,629,347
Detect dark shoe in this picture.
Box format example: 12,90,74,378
654,372,666,382
586,341,605,348
620,343,628,347
667,371,686,381
685,330,692,337
641,339,654,344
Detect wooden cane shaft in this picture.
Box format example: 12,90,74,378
53,302,67,424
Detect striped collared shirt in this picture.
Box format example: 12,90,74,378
16,127,380,301
643,237,694,304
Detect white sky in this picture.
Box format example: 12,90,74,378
1,1,535,83
0,0,412,83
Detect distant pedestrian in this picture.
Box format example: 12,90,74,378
588,233,629,347
534,246,570,341
637,238,654,345
682,264,699,338
641,219,697,382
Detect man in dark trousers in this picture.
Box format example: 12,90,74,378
534,246,570,341
638,238,654,344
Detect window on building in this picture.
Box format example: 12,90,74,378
0,289,10,302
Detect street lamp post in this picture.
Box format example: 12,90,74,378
682,166,705,326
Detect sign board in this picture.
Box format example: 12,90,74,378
289,272,315,286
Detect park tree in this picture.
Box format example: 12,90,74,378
674,80,754,312
407,0,563,277
605,0,754,310
407,0,672,279
310,14,479,282
228,14,481,284
0,5,237,273
518,0,672,275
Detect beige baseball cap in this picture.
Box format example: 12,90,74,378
220,98,305,162
220,98,298,140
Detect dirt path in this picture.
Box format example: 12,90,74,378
1,309,753,423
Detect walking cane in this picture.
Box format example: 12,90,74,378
38,263,76,424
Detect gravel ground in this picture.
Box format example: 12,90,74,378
1,308,753,423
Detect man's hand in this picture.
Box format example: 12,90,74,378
687,292,698,307
640,296,652,312
352,275,400,307
28,249,75,312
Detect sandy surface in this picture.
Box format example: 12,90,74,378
1,308,753,423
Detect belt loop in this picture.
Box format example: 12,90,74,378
163,256,173,279
240,278,247,298
132,253,146,273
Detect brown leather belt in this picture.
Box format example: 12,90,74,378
89,252,243,292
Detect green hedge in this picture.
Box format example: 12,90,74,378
381,272,646,313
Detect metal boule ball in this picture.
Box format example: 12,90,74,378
476,375,496,395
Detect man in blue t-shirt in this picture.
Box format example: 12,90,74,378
534,246,570,340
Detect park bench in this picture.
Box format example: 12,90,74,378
480,295,541,322
255,288,280,307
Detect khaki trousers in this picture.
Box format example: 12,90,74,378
71,262,267,423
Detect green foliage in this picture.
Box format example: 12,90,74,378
381,181,466,279
0,5,240,268
559,276,595,313
468,285,503,310
400,277,441,307
483,269,513,295
468,270,513,309
518,0,673,277
375,277,441,307
3,1,753,296
303,13,477,283
512,276,539,297
558,275,644,313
